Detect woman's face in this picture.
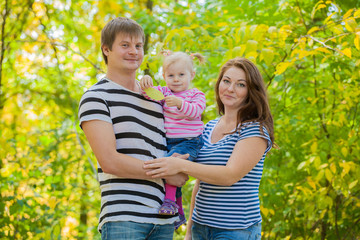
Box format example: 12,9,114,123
218,67,248,111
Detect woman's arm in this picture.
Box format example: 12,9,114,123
184,179,199,240
144,136,267,186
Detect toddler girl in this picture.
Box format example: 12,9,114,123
140,51,206,229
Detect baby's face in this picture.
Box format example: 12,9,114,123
163,60,194,93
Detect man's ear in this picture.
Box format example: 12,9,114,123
102,45,110,56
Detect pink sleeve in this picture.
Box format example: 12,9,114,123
179,89,206,119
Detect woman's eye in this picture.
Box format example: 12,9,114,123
223,79,230,84
237,83,246,87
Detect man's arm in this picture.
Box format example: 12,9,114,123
82,119,188,186
82,119,155,178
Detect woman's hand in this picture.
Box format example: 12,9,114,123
144,154,189,178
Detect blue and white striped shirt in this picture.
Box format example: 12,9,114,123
192,118,272,229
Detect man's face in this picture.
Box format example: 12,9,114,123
103,33,144,72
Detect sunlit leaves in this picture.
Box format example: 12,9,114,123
1,0,360,239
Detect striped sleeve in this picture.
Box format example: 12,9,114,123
78,90,111,126
179,89,206,119
239,123,272,153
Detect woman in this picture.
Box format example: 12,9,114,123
144,58,274,239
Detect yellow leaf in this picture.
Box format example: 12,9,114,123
269,209,275,215
246,40,258,52
324,12,337,24
232,46,243,57
48,196,57,209
245,51,258,62
268,26,277,40
331,25,343,35
144,88,164,100
315,47,331,54
355,9,360,18
274,62,292,75
298,50,311,59
260,206,269,217
345,17,357,32
316,4,327,11
354,34,360,50
218,22,228,27
307,177,317,190
32,2,46,18
341,147,348,157
307,26,320,35
297,161,307,170
341,162,351,176
318,163,328,169
262,48,274,66
312,3,327,19
330,163,336,174
341,48,352,58
325,168,333,182
349,180,358,189
311,141,318,153
343,9,354,20
316,169,324,181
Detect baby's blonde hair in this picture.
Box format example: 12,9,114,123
162,51,205,74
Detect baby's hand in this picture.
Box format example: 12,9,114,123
165,96,182,109
140,75,153,90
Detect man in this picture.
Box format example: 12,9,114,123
78,17,188,239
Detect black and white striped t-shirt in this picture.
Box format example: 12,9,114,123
78,78,178,232
192,118,272,229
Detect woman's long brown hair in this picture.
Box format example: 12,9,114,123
215,57,274,143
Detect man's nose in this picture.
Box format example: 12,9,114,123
128,46,137,54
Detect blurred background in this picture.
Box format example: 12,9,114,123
1,0,359,239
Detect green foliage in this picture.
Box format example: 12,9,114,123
1,0,359,239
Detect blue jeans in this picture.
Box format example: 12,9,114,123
166,136,204,198
192,222,262,240
166,136,204,161
101,221,174,240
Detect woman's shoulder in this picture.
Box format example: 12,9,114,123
239,121,271,142
240,121,266,130
205,118,220,126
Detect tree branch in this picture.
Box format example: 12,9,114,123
16,39,104,73
307,35,344,55
0,0,9,109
